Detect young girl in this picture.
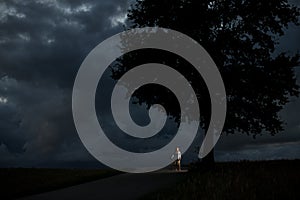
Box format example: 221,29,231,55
171,147,181,171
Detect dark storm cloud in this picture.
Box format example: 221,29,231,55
0,75,89,167
0,0,130,167
216,141,300,161
0,0,129,86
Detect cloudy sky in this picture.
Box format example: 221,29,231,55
0,0,299,168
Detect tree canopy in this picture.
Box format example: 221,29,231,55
111,0,300,138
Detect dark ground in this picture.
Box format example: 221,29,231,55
20,170,187,200
0,168,119,199
1,160,299,200
143,160,300,200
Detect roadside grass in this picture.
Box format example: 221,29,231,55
0,168,119,199
142,160,300,200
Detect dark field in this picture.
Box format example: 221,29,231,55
0,168,119,199
143,160,300,200
1,160,299,200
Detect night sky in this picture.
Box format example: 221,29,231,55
0,0,299,168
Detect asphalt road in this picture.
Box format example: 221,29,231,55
20,170,187,200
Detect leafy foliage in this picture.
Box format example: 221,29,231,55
112,0,300,137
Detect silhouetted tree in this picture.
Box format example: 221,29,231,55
111,0,300,163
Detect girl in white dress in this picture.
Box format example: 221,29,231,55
171,147,181,171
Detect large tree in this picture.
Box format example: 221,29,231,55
111,0,300,162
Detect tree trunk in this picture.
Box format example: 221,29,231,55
201,147,215,165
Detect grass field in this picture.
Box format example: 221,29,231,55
1,160,299,200
143,160,300,200
0,168,119,199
